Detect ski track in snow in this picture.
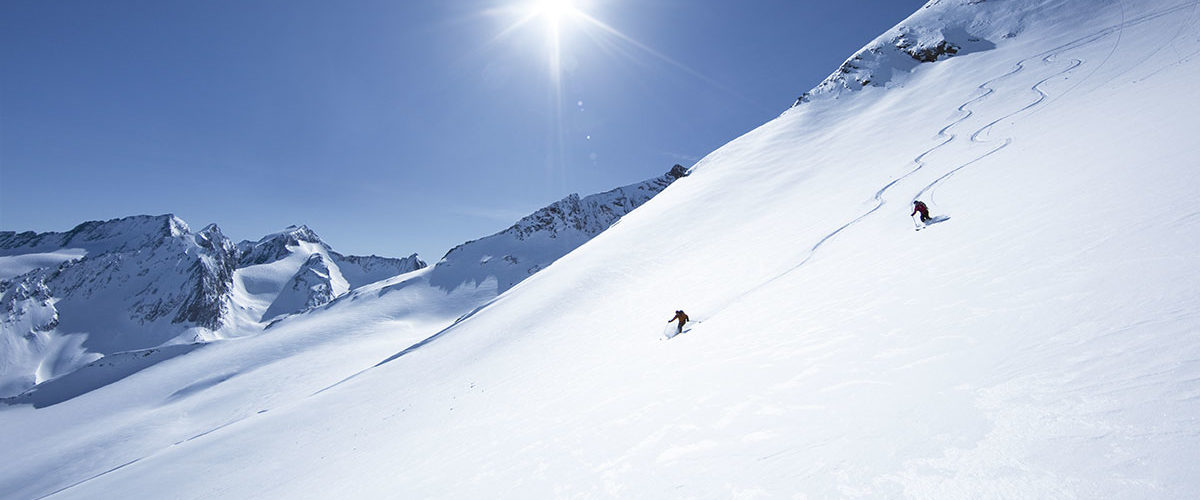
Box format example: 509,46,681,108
1033,0,1126,113
310,300,497,397
32,410,264,500
703,0,1198,326
916,56,1080,205
31,416,256,500
32,300,498,499
1130,1,1200,83
32,458,144,500
921,0,1200,204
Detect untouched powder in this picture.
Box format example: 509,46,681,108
2,0,1199,498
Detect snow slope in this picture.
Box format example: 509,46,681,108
0,165,688,498
2,0,1199,498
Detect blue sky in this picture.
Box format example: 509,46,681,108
1,0,925,260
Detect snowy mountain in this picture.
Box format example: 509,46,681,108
0,165,681,404
2,0,1199,498
266,164,690,332
429,164,688,292
0,218,423,399
231,225,425,324
0,215,237,397
797,0,1008,103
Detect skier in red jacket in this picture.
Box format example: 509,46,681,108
911,200,932,223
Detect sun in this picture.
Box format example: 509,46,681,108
528,0,580,24
483,0,743,175
490,0,733,105
515,0,586,90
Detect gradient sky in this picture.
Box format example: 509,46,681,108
1,0,925,260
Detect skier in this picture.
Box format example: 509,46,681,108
911,200,932,223
667,310,689,335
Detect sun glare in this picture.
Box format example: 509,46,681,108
529,0,579,23
483,0,749,174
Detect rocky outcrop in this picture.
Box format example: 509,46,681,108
791,0,1008,107
175,225,239,329
262,253,345,322
0,215,240,396
237,225,325,267
1,215,239,343
331,252,426,289
430,165,688,292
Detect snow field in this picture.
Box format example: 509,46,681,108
3,0,1200,498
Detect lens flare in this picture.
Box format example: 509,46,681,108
529,0,578,23
480,0,760,182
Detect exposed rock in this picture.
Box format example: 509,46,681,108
791,0,1009,107
430,165,689,292
237,225,325,267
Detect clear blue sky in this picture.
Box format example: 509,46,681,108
1,0,925,260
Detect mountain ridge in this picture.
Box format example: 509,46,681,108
0,165,688,400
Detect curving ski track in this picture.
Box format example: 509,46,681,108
707,1,1198,323
921,0,1200,204
916,55,1082,205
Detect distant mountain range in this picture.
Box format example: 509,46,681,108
0,165,687,399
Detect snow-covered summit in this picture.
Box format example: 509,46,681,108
0,216,424,399
0,214,190,262
0,215,239,397
236,225,326,267
429,164,688,292
796,0,1019,104
230,224,426,324
504,164,689,241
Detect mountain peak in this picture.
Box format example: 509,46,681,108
270,225,323,245
793,0,1005,106
237,225,328,267
1,214,192,257
430,165,688,292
